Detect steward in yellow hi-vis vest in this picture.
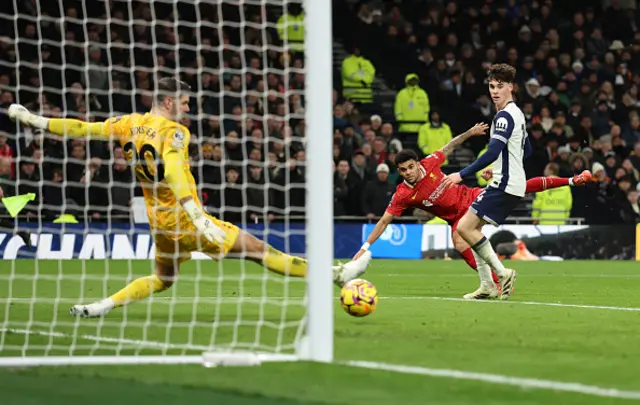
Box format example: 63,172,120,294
532,186,573,224
341,47,375,104
532,163,573,224
395,73,430,132
418,111,452,164
276,4,305,52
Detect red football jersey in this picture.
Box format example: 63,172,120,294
386,150,478,223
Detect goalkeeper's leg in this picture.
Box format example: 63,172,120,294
70,261,175,318
70,231,185,318
230,230,371,286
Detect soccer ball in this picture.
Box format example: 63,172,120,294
340,279,378,317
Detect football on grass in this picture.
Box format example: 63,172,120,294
340,279,378,317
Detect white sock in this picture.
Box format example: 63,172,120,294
472,250,495,289
98,298,115,310
472,251,495,288
472,237,507,278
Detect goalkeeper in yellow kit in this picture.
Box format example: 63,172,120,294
9,77,371,318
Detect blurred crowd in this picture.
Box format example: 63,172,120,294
0,0,639,225
335,0,640,224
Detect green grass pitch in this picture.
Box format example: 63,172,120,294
1,259,640,404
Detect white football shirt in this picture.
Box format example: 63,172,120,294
488,101,527,197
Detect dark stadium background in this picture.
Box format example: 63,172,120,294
0,0,639,226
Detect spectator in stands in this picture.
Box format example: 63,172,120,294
285,150,306,215
0,156,14,199
336,159,363,216
82,46,108,95
629,142,640,171
333,161,348,217
362,163,394,220
622,158,640,184
105,146,133,221
362,128,376,146
370,114,383,135
0,131,13,178
624,115,640,146
394,73,430,133
42,167,65,220
626,189,640,221
554,146,574,177
380,123,401,152
358,143,378,174
199,143,223,210
221,167,243,224
17,155,39,218
351,150,374,184
246,165,274,223
371,137,388,165
340,124,362,158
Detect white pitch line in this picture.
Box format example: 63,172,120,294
3,296,640,312
0,355,204,367
406,296,640,312
4,327,640,400
0,327,211,351
3,328,640,400
346,361,640,401
383,273,640,278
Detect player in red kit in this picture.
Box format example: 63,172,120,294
353,123,592,297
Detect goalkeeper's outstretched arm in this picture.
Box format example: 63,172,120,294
352,211,394,260
162,149,226,244
8,103,112,139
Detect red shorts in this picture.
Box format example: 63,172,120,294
451,187,483,233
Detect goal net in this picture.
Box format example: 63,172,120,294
0,0,333,366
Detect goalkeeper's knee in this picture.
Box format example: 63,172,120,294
154,262,179,289
154,274,175,289
231,230,268,261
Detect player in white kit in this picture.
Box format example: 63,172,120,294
441,64,527,300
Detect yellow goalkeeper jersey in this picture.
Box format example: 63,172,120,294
104,113,200,231
47,112,240,262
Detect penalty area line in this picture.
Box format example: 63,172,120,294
346,360,640,400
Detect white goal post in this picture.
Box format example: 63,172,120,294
0,0,333,367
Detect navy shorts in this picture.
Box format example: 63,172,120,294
469,187,522,226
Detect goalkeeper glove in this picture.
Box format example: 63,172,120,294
8,104,49,129
182,200,226,244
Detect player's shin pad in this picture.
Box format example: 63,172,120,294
109,275,169,307
262,247,307,277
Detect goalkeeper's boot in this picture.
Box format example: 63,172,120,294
463,285,499,300
69,299,114,318
498,268,517,301
572,170,593,185
332,250,372,287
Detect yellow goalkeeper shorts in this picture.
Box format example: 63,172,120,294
152,213,240,266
